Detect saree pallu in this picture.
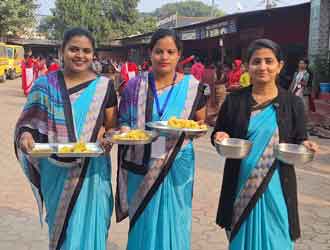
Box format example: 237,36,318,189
14,71,113,250
117,74,201,250
229,105,293,250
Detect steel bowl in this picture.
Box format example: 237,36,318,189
274,143,314,165
214,138,252,159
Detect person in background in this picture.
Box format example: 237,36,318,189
177,55,195,73
214,63,230,108
201,62,216,99
48,57,61,73
191,60,205,81
227,59,243,91
216,63,231,85
239,62,250,87
36,56,48,77
92,56,103,74
212,39,318,250
141,58,152,72
32,55,39,80
119,60,138,93
14,27,117,250
306,64,316,112
289,58,310,100
21,53,35,96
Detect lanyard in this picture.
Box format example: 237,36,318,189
149,72,177,118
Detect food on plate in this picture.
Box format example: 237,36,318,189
31,148,53,153
59,141,90,153
113,130,151,140
167,117,207,130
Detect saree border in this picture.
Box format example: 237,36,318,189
230,161,278,241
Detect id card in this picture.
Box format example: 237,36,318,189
151,136,166,159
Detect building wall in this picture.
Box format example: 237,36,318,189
95,47,132,64
309,0,330,58
182,5,310,67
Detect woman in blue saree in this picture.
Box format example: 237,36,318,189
14,28,117,250
211,39,318,250
116,29,207,250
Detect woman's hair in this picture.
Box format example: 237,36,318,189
299,58,309,65
62,27,96,50
149,29,183,52
246,39,284,63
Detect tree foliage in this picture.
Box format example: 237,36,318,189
38,0,156,43
152,1,225,18
0,0,37,38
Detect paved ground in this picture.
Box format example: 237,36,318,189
0,78,329,250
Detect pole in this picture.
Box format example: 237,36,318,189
266,0,272,9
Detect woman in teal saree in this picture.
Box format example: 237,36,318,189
14,28,117,250
212,39,319,250
116,29,207,250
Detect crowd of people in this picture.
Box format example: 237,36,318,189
21,53,60,96
14,27,319,250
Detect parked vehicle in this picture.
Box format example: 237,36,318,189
5,44,24,79
0,43,8,82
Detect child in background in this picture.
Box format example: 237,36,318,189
239,62,251,87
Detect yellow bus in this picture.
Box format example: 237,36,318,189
5,44,24,79
0,42,8,82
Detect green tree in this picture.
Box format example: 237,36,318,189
0,0,37,38
38,15,57,40
152,1,225,18
44,0,113,43
39,0,155,43
132,15,157,35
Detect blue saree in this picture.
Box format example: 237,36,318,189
230,105,293,250
117,74,202,250
15,72,113,250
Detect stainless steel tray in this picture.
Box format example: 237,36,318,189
56,143,104,157
146,121,208,137
107,130,159,145
30,143,56,158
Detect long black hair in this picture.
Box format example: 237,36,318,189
149,29,183,52
246,39,284,63
62,27,96,51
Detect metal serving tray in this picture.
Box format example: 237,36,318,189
107,130,159,145
146,121,208,137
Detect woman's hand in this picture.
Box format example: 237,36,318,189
303,140,319,153
197,120,205,125
97,127,113,153
214,131,230,142
19,132,35,154
187,120,207,139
